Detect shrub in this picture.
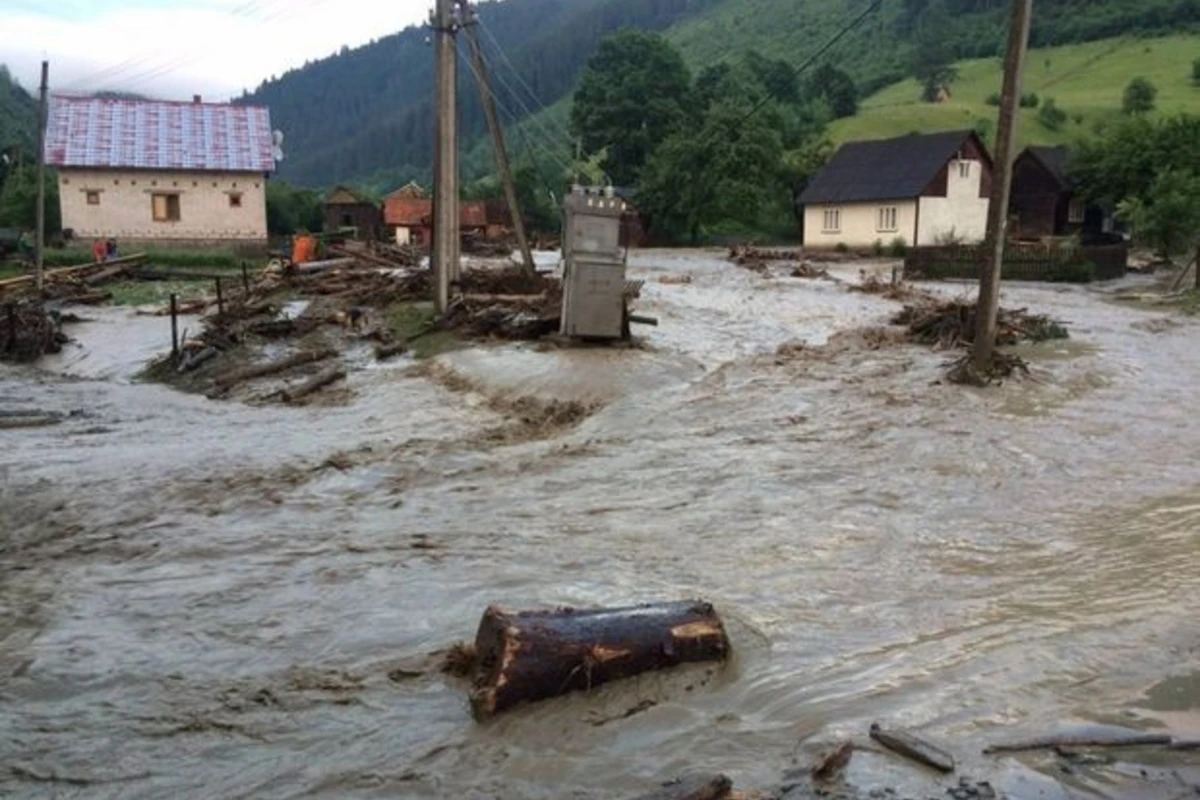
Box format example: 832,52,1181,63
888,237,909,257
1020,92,1040,108
1037,98,1069,131
1192,58,1200,85
872,238,885,256
1046,260,1096,283
985,91,1001,106
834,242,850,254
1123,77,1157,115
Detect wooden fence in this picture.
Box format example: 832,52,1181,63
903,241,1129,283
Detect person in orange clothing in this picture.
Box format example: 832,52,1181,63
91,239,106,263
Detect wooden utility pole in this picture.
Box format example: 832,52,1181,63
431,0,460,313
459,2,536,276
972,0,1033,371
35,60,49,294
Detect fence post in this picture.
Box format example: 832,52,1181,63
215,277,224,316
170,293,179,359
241,261,250,293
5,303,15,355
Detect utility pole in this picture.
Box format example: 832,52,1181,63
459,2,536,276
972,0,1033,371
431,0,460,313
35,60,49,294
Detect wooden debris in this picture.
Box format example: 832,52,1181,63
893,300,1068,349
984,732,1173,754
791,263,831,279
0,253,146,292
468,601,731,719
374,341,410,361
178,346,220,373
0,414,62,429
211,348,336,392
440,642,478,678
869,723,956,773
631,774,733,800
1170,739,1200,750
1,301,65,362
281,364,345,404
812,742,855,782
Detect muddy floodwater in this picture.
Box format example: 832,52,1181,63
3,251,1200,799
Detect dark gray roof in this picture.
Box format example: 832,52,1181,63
1024,145,1071,188
799,130,984,205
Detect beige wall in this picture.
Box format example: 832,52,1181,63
59,168,267,243
803,199,918,250
916,158,990,245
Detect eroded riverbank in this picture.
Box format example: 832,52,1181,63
2,251,1199,799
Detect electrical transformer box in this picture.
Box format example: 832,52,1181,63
561,187,627,339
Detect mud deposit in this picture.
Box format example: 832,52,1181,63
2,253,1199,799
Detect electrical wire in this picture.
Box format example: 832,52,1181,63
475,19,575,145
694,0,884,151
455,38,573,178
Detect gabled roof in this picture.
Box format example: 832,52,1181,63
45,95,275,173
386,181,428,200
800,130,988,205
327,186,373,205
384,196,432,226
1023,145,1071,189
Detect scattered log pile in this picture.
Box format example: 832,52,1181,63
0,301,67,362
849,271,930,301
466,601,731,720
438,265,563,340
0,254,148,304
728,244,803,265
892,300,1069,349
463,231,514,258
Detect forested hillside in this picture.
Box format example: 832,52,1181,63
0,67,37,157
243,0,720,188
248,0,1200,189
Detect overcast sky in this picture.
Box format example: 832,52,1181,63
3,0,431,101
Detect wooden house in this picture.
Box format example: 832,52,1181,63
1009,146,1110,242
324,186,381,240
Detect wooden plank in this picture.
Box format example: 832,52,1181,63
0,253,147,290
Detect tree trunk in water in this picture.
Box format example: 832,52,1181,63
470,600,730,719
212,348,336,392
282,364,345,403
630,774,732,800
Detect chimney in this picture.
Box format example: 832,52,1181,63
193,94,202,104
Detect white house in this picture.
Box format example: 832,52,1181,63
45,95,276,247
799,130,993,250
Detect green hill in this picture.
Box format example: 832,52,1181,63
829,33,1200,147
0,66,37,156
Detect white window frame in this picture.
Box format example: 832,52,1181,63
877,206,898,233
822,208,841,233
1068,197,1085,224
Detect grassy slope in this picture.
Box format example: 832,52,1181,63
829,33,1200,146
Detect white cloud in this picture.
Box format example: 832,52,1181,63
2,0,431,101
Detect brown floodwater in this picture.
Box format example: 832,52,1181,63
2,252,1199,799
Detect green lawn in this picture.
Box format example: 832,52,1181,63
830,33,1200,147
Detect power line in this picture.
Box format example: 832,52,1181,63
475,19,575,145
455,39,573,177
697,0,884,150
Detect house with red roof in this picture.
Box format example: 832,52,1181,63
45,94,276,246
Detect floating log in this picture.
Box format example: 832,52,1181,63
178,346,220,373
83,265,130,286
631,774,732,800
469,600,730,720
870,724,955,773
63,291,113,306
1170,739,1200,750
628,314,660,327
282,364,345,404
0,415,62,429
984,732,1173,754
295,258,356,275
211,348,336,391
812,742,855,782
375,341,410,360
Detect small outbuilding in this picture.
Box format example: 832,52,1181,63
324,186,381,240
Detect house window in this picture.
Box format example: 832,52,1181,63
877,206,898,232
229,192,243,208
86,191,100,206
1068,197,1085,224
958,160,971,179
822,208,841,233
152,193,181,222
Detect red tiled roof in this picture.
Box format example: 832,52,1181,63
45,95,275,173
384,196,432,226
461,201,487,228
